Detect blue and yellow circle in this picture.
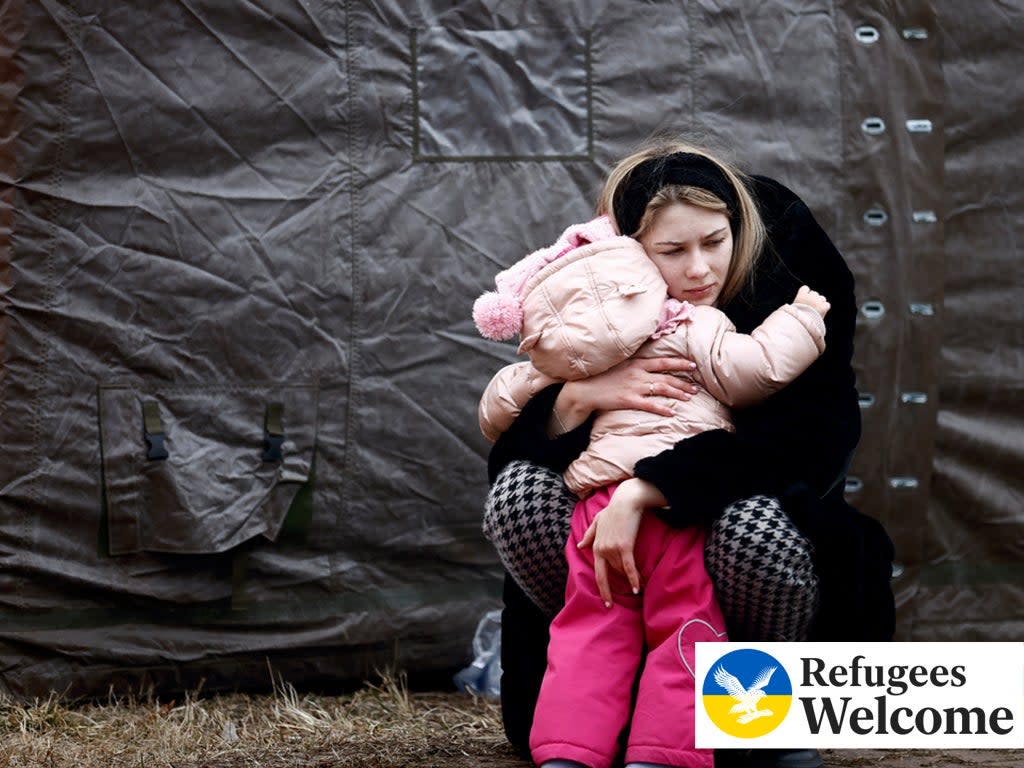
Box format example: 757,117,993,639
702,648,792,738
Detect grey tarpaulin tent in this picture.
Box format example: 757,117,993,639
1,0,1021,699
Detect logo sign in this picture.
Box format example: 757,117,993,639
696,642,1024,748
702,648,792,737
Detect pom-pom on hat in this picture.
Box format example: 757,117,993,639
473,216,618,340
472,290,524,341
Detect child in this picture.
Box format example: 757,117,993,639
474,211,828,768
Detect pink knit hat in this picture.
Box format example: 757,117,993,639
472,216,619,340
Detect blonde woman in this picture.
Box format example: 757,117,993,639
482,141,895,768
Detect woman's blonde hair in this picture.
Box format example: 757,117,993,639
596,140,766,306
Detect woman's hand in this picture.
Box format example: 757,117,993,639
577,478,669,606
548,355,699,435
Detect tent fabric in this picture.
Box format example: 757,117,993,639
0,0,1021,699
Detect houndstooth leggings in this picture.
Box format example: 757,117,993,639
483,461,820,642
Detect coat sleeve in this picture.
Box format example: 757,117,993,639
634,179,861,524
486,382,596,484
478,361,562,443
692,304,826,409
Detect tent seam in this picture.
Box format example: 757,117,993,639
338,0,362,570
22,2,77,600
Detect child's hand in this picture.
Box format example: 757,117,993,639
794,285,830,317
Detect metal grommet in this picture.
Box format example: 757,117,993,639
909,302,935,316
863,207,888,227
906,119,933,133
844,476,864,494
912,210,938,223
855,25,880,44
901,392,929,405
889,476,920,489
902,28,929,40
861,116,886,135
860,300,885,319
858,393,876,408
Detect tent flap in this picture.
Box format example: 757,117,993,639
98,383,318,556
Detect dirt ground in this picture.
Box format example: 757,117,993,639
163,744,1024,768
253,744,1024,767
813,750,1023,767
377,745,1024,768
475,746,1024,768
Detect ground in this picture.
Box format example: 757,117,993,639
1,678,1020,767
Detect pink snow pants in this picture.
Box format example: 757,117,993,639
529,484,726,768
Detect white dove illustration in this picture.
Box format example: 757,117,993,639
713,664,777,724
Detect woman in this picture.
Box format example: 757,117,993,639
482,141,895,768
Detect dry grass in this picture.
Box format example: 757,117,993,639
0,668,525,768
2,672,1021,768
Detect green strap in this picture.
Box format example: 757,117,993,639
142,400,163,434
142,400,168,460
265,403,284,436
262,403,285,463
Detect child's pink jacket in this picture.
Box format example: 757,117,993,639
478,233,827,495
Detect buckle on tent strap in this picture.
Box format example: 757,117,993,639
142,400,169,461
262,403,285,463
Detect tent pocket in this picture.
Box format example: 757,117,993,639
98,383,318,555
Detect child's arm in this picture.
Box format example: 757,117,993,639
693,286,829,409
478,361,561,443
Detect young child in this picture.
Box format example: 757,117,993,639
474,213,829,768
475,215,829,499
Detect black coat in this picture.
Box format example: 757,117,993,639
488,176,895,753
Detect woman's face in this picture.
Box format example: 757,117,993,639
638,201,733,306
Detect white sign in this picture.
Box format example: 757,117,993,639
694,643,1024,748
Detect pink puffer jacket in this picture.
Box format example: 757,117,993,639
478,238,827,496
